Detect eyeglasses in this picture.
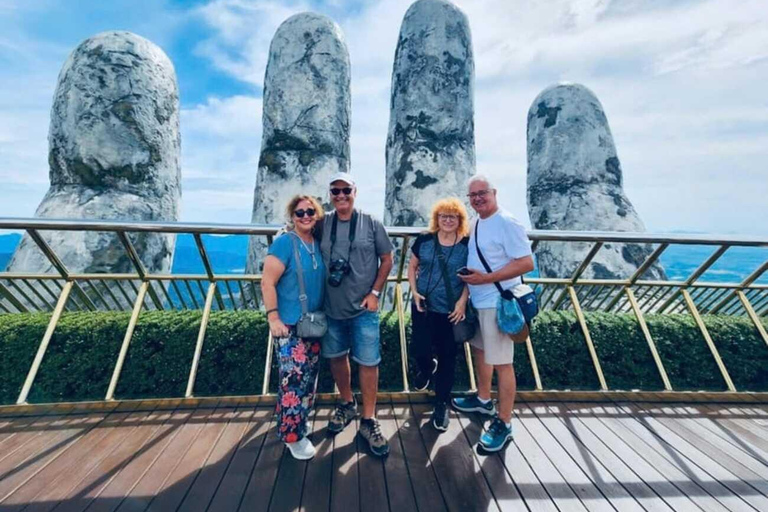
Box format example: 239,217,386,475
294,208,316,218
438,214,458,221
330,187,353,196
467,189,493,199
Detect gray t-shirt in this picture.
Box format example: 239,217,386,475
318,210,394,319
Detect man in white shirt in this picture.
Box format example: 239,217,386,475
455,174,534,452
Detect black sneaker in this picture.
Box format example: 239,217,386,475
328,399,357,434
359,417,390,457
411,358,438,391
431,401,449,432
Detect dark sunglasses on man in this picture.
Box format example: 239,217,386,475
330,187,353,196
294,208,316,218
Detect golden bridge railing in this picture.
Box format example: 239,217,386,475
1,217,767,405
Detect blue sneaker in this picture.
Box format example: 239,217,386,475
478,417,513,453
451,395,496,416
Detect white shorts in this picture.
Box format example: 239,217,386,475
468,308,515,365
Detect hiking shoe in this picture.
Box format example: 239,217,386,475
359,418,390,457
285,437,316,460
431,401,450,432
478,417,513,453
411,358,438,391
451,395,496,416
328,399,357,434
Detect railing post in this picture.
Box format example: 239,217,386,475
17,281,73,404
736,290,768,350
262,332,275,395
464,342,477,392
186,282,217,398
551,242,603,310
681,289,736,392
568,286,608,390
105,281,148,400
395,282,410,392
525,335,543,391
625,287,672,391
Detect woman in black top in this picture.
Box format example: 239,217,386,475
407,197,470,432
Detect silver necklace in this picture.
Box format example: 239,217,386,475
292,232,318,270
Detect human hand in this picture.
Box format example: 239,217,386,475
268,317,290,338
412,290,426,312
457,268,487,285
448,301,466,325
360,293,379,312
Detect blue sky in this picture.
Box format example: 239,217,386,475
1,0,767,235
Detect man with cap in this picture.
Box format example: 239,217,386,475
316,172,394,457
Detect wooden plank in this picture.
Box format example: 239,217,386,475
356,413,389,512
378,403,418,512
583,403,734,512
520,402,644,512
559,402,703,511
453,411,529,511
236,406,284,512
52,406,176,512
21,408,156,512
203,408,273,511
0,414,99,503
510,405,590,512
300,407,334,511
0,414,43,451
110,405,215,512
82,407,194,512
692,405,768,461
536,402,674,512
389,403,445,512
143,405,237,512
0,412,80,471
267,414,312,512
624,402,768,509
0,408,137,510
328,406,359,512
412,403,500,512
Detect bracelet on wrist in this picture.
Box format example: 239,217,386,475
266,308,279,317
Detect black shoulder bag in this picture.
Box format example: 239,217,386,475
434,234,477,343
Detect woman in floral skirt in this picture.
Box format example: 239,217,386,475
261,195,325,460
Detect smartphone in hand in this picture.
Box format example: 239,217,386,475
457,267,472,276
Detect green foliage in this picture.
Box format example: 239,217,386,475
1,309,766,404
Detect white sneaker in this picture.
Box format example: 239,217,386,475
285,437,316,460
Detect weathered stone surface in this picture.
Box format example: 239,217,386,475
247,12,350,272
384,0,475,227
527,83,665,280
6,31,181,284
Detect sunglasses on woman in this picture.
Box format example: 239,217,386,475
294,208,316,218
330,187,353,196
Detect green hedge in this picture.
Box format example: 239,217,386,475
1,310,766,404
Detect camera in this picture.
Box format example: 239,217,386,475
328,258,351,287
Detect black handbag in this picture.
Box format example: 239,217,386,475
434,234,477,343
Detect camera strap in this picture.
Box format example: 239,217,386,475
330,210,358,261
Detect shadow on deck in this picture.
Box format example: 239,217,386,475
1,398,767,511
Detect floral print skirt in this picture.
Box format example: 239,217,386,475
275,332,321,443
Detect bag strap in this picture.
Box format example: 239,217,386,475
289,234,309,316
473,220,508,296
433,233,457,309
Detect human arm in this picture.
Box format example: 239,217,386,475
407,254,425,312
261,255,290,337
448,284,469,324
458,255,534,285
361,251,394,311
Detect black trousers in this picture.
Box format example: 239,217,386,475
410,304,458,403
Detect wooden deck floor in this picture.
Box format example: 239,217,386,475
1,399,767,512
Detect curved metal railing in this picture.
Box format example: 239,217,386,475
1,217,766,404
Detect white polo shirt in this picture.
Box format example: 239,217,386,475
467,208,532,309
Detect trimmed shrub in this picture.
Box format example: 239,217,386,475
1,309,766,404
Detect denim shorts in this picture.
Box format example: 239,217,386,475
321,310,381,366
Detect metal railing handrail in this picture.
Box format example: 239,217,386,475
1,216,767,405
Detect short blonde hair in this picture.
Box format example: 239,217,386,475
285,195,324,227
427,197,469,237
